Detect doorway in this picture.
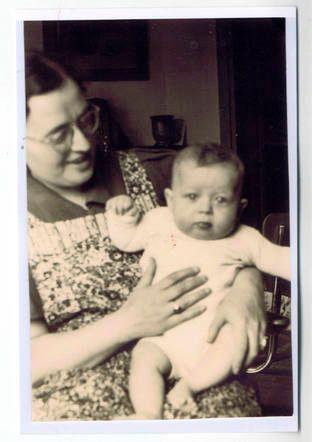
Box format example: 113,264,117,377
217,18,289,229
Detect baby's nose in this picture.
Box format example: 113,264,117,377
199,198,213,213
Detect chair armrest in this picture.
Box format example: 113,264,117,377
266,311,290,334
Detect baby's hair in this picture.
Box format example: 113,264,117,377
172,143,245,194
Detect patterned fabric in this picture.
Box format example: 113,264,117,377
264,291,291,321
29,151,261,420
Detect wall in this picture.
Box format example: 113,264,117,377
24,19,220,146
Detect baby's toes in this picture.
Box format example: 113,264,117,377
167,386,189,408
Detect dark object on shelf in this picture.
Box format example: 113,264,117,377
172,118,187,147
42,20,149,81
150,115,176,148
150,114,187,149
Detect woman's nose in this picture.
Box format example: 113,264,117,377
71,125,92,152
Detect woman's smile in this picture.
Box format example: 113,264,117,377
67,153,92,167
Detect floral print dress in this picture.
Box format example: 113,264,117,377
28,151,261,420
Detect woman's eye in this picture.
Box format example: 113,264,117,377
47,127,70,145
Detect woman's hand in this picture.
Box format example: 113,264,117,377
119,258,211,340
206,267,266,374
31,260,210,384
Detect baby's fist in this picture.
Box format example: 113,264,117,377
106,195,140,223
106,195,133,214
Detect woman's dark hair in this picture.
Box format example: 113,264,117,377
25,52,85,117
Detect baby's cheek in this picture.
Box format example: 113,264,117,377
176,218,191,234
219,211,236,227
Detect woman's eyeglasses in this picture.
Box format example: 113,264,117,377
25,104,101,152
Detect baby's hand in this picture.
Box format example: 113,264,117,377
106,195,140,223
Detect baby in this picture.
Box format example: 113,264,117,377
106,144,291,419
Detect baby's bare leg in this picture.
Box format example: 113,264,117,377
168,325,234,408
167,378,195,409
129,340,171,419
187,323,234,393
169,324,234,407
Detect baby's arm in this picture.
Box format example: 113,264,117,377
250,231,291,281
106,195,149,252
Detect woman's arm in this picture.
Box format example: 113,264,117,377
207,267,266,374
31,260,211,384
31,309,136,384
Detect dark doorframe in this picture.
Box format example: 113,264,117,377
216,20,237,152
216,19,289,229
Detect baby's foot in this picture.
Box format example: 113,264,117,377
167,379,195,410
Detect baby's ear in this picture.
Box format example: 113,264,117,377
240,198,248,211
164,188,173,208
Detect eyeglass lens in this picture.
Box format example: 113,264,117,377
78,107,100,135
47,106,100,149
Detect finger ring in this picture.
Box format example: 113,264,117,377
260,336,267,350
172,303,183,314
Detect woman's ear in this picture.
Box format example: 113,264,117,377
164,188,173,209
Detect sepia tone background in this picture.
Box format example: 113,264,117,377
24,18,289,230
24,18,292,417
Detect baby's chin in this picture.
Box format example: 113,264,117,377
180,223,235,241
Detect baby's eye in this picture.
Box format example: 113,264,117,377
185,193,197,201
215,196,228,204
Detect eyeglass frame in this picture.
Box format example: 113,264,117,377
24,104,101,153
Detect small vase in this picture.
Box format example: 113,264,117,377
150,115,175,147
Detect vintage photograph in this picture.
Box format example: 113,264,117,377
21,15,296,425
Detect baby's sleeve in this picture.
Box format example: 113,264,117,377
245,227,291,281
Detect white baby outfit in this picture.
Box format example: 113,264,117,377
107,207,290,380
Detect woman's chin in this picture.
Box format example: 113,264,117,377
64,164,95,187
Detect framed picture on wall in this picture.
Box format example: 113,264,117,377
41,20,149,81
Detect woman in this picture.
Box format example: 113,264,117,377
26,53,266,420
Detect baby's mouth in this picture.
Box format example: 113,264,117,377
194,222,213,230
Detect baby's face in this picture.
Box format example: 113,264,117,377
166,161,244,240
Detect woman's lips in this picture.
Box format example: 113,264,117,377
68,154,92,166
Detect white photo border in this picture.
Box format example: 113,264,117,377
16,6,298,434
